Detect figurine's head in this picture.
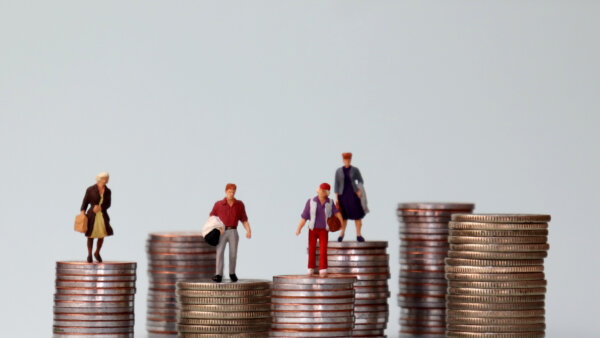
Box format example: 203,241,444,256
342,152,352,167
317,183,331,199
225,183,237,200
96,172,109,187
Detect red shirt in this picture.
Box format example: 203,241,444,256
210,198,248,228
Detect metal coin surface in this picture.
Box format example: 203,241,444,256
448,251,547,260
449,236,548,245
446,309,545,318
449,229,548,237
450,214,550,223
449,221,548,230
445,273,545,281
445,266,544,274
445,258,544,267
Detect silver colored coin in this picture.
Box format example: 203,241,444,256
448,287,546,296
450,214,550,223
445,265,544,274
56,261,137,270
449,229,548,237
53,320,134,328
355,291,391,299
447,295,545,303
326,267,389,274
53,334,133,338
53,301,134,308
445,258,545,267
56,275,136,282
445,272,545,281
327,248,387,255
326,241,388,249
178,317,271,325
401,241,449,247
180,304,271,312
446,302,545,311
53,306,133,314
179,296,270,305
55,281,136,288
446,332,545,338
447,280,547,289
448,316,545,325
54,294,134,302
57,268,136,275
401,234,449,241
448,250,547,260
178,289,271,297
177,324,270,333
53,314,134,321
327,260,388,268
180,310,270,319
326,254,389,261
53,327,134,334
446,309,545,318
400,308,445,316
398,202,475,210
179,333,268,338
270,311,353,318
177,279,271,290
447,323,546,332
449,222,549,231
449,236,548,245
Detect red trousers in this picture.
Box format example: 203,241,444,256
308,228,328,270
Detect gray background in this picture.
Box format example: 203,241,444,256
1,1,599,337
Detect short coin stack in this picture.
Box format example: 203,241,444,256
146,232,217,336
445,214,550,338
316,241,390,337
397,202,475,337
176,279,272,337
270,275,356,337
53,261,137,337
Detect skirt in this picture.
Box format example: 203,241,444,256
89,212,108,238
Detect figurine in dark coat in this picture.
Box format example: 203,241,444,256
335,153,369,242
80,172,113,262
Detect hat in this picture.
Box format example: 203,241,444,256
204,229,221,246
342,152,352,160
319,183,331,191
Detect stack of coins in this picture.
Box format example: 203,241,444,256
176,279,272,337
397,202,475,337
53,261,136,337
146,232,216,336
445,214,550,338
270,275,356,337
315,241,390,337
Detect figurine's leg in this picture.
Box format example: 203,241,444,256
215,231,228,276
308,229,317,273
228,229,239,275
318,229,328,272
355,219,362,237
94,239,103,262
86,238,93,263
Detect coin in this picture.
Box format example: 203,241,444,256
449,222,549,231
445,258,544,267
447,332,545,338
448,251,547,260
446,302,545,311
449,229,548,237
445,266,544,274
449,236,548,244
451,214,551,223
446,309,545,318
445,273,545,281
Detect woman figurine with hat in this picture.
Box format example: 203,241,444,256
296,183,344,276
335,152,369,242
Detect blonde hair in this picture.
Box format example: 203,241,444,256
95,172,109,183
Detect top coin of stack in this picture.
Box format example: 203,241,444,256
146,232,217,336
397,202,475,337
316,241,390,337
445,214,550,338
53,261,137,338
270,275,356,337
176,279,272,337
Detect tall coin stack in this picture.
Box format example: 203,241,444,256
397,202,475,337
53,261,137,337
316,241,390,337
270,275,356,337
146,232,216,337
445,214,550,338
176,280,272,337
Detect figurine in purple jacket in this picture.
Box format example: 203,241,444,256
335,152,369,242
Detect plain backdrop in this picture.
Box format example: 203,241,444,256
1,1,599,337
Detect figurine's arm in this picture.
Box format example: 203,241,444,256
104,190,111,210
242,221,251,239
296,218,307,236
335,211,344,225
355,169,364,197
80,189,89,214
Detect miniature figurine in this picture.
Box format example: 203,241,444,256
296,183,344,276
209,183,252,283
80,172,113,263
335,152,369,242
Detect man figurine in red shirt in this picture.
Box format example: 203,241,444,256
209,183,252,283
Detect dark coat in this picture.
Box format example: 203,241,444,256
80,184,113,237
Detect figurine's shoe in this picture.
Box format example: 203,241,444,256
307,268,315,275
94,253,102,263
337,235,344,242
357,236,365,242
212,275,222,283
87,255,93,263
230,274,238,282
319,269,328,276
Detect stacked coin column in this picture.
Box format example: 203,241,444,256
445,214,550,338
53,261,137,337
146,232,216,336
317,241,391,337
176,279,272,337
397,202,475,337
270,275,356,337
